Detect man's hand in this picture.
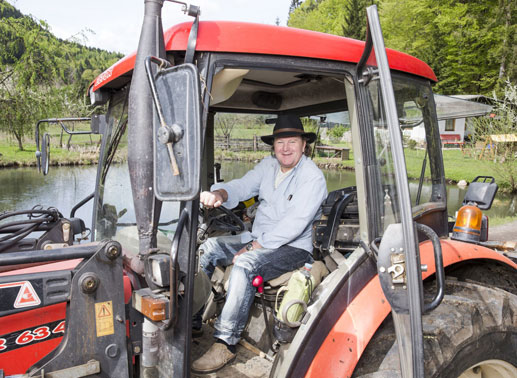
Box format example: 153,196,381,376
200,189,227,208
232,240,262,263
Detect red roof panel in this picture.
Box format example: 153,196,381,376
90,21,436,93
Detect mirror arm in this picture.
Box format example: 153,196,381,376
145,56,182,176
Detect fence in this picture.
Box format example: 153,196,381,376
215,135,271,152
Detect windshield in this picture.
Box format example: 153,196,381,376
93,88,179,249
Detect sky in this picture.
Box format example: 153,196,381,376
7,0,293,55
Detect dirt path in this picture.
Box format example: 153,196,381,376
489,220,517,242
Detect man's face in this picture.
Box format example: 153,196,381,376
273,136,306,172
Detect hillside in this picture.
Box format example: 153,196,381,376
0,0,123,150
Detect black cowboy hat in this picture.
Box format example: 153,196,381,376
261,115,317,145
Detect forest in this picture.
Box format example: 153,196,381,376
0,0,515,150
288,0,516,95
0,0,122,150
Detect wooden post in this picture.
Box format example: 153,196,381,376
253,135,257,152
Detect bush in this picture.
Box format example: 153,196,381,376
329,125,346,142
407,139,417,150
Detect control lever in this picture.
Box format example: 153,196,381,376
252,275,275,351
157,123,183,176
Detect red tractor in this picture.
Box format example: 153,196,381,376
1,2,516,377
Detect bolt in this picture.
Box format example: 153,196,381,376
403,285,407,289
134,345,141,354
80,273,99,294
421,264,428,272
116,315,124,323
105,243,121,260
379,266,386,273
105,344,119,358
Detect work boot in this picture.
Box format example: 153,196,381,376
191,341,236,374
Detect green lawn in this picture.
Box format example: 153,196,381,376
0,131,101,167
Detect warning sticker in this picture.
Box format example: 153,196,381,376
95,301,114,337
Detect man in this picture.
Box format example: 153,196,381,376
192,114,327,374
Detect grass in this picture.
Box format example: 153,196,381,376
488,216,517,227
0,131,101,167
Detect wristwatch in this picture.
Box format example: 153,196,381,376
246,241,254,251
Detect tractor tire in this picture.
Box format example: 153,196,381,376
353,279,517,377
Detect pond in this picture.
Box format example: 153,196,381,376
1,162,515,230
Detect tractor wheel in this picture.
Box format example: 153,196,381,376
353,279,517,377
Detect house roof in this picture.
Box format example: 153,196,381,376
435,94,493,120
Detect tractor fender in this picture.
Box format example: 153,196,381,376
305,239,517,378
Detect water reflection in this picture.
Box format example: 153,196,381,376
0,166,97,225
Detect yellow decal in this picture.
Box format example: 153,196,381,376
95,301,114,337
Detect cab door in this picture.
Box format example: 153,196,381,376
355,5,425,377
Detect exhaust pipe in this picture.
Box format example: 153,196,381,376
128,0,166,264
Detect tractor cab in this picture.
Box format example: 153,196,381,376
86,4,447,377
2,3,516,378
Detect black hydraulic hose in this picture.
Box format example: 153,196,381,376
0,208,62,252
0,208,61,222
0,224,39,252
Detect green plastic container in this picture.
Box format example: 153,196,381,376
276,263,315,326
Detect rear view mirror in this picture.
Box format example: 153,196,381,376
35,117,95,175
147,60,201,201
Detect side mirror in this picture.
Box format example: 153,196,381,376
90,114,107,135
148,61,202,201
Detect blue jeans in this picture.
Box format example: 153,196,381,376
199,234,312,345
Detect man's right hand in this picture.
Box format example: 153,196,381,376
200,190,227,208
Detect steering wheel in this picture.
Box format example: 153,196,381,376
198,205,246,244
206,206,245,233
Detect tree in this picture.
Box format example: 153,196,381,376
215,113,238,143
0,0,122,150
380,0,516,95
342,0,373,40
287,0,516,96
288,0,303,24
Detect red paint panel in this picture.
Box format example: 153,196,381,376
0,259,83,277
90,21,436,93
305,240,517,377
0,303,66,375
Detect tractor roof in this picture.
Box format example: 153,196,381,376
90,21,437,93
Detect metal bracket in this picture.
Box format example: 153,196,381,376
387,252,406,285
38,360,100,378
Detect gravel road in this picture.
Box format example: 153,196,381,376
489,219,517,242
